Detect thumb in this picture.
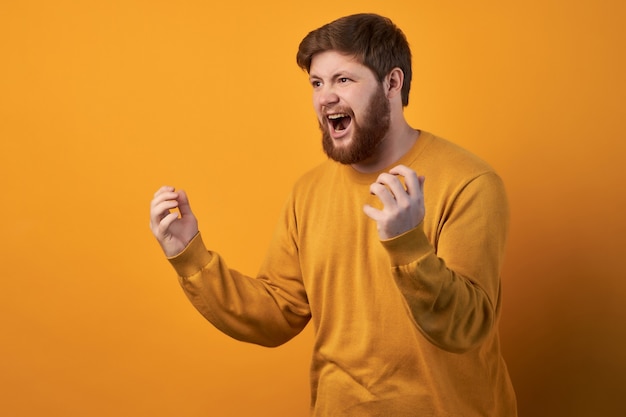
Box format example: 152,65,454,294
176,189,194,216
363,204,381,221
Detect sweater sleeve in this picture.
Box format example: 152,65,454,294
168,199,311,347
381,172,509,353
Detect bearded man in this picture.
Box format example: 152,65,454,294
150,13,517,417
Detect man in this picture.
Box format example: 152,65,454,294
150,13,517,416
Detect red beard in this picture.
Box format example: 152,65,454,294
319,85,391,165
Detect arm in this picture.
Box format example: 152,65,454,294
364,166,508,353
150,186,310,347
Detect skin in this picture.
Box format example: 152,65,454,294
150,187,198,257
363,165,426,240
312,53,390,165
309,51,425,239
150,50,426,256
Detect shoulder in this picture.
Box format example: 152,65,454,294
292,159,337,193
280,159,339,220
420,133,494,175
415,132,507,203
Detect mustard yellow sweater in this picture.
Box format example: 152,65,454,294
169,131,517,416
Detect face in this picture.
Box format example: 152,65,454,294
309,51,391,165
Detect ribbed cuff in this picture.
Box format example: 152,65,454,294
167,232,213,278
380,223,432,266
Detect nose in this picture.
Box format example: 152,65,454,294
316,85,339,108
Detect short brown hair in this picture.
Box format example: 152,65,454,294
296,13,412,106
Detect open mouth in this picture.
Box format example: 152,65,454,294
327,113,352,132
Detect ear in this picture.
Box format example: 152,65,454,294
384,68,404,99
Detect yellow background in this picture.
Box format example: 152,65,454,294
1,0,625,416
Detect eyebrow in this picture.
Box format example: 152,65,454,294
309,70,358,81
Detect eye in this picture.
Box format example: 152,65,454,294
311,80,322,88
339,77,349,83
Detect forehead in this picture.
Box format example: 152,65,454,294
309,50,375,79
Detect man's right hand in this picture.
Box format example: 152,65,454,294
149,186,199,257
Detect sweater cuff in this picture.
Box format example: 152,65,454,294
167,232,213,278
380,223,432,267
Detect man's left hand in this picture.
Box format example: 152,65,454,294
363,165,426,240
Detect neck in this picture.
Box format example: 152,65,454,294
351,119,420,174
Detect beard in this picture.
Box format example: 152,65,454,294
319,85,391,165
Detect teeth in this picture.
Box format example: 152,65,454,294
328,113,348,120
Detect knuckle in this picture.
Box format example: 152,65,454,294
377,173,392,183
397,201,410,210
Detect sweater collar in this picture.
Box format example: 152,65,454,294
339,130,432,184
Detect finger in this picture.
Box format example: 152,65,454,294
157,211,180,234
153,199,179,215
153,185,176,198
150,191,179,212
176,189,194,217
369,182,397,208
363,204,383,221
150,186,179,211
388,164,412,176
150,209,176,236
375,173,407,203
389,165,421,198
150,199,179,228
